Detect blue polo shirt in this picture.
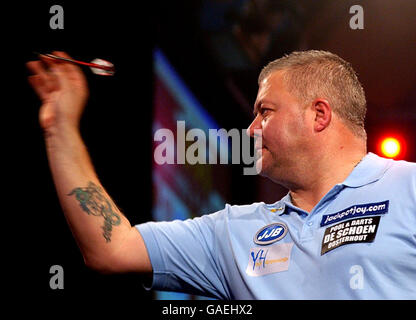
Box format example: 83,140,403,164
136,153,416,299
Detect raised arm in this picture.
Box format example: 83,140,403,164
27,52,152,274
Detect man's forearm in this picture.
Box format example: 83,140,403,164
45,127,133,269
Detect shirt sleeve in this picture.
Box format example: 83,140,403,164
135,208,230,299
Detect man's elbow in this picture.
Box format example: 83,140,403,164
83,253,118,274
81,228,152,274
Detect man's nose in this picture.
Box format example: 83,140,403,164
246,116,261,137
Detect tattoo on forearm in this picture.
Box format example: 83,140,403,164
68,181,121,242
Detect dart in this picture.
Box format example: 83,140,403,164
34,52,115,76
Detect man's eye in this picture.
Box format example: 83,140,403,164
260,108,270,116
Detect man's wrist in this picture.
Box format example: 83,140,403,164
44,123,82,149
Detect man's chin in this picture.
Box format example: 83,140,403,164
255,158,279,181
255,158,267,176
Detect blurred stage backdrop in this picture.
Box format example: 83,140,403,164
11,0,416,304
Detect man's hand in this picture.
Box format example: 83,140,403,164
26,51,89,133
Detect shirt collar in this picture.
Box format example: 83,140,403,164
275,193,300,216
342,152,392,188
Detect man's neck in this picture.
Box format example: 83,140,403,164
289,152,366,213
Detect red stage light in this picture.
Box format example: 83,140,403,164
379,136,403,158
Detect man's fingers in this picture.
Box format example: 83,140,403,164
26,60,58,93
51,51,73,60
38,53,60,68
26,60,48,77
27,51,88,105
36,51,80,79
51,51,84,75
28,75,48,100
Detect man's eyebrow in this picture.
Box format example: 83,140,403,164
253,100,276,116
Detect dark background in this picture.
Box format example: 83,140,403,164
4,0,416,309
7,1,155,308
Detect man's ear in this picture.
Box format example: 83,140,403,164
313,99,332,132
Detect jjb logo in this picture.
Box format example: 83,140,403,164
254,223,288,245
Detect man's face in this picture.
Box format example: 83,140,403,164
247,71,313,183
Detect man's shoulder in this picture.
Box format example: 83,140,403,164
392,158,416,169
385,157,416,179
226,201,266,212
373,158,416,202
203,201,271,221
363,153,416,184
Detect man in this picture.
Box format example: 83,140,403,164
27,50,416,299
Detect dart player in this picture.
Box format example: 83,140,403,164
27,51,416,299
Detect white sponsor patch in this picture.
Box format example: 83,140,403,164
246,242,293,277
